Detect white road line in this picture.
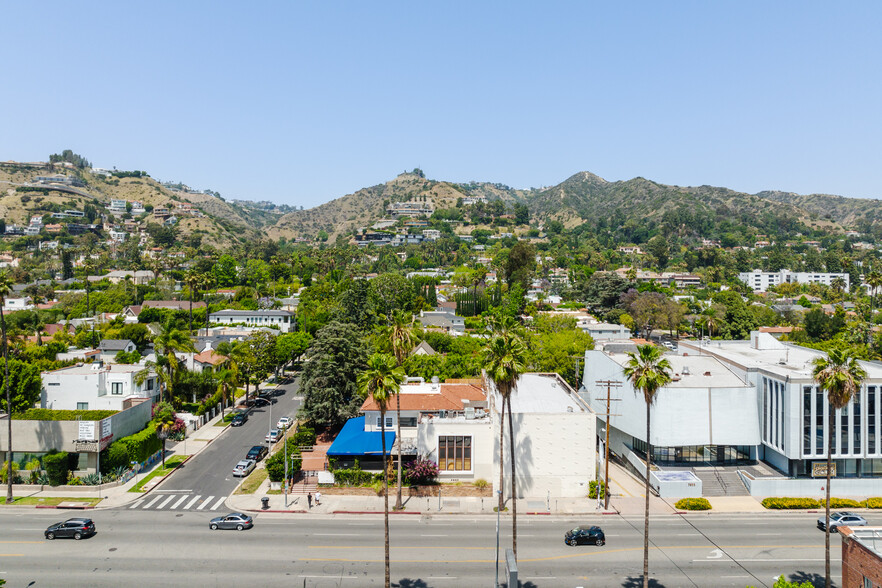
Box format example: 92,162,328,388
169,495,189,510
315,533,360,536
197,496,215,510
142,495,165,509
421,534,448,537
155,495,176,510
692,558,840,563
757,533,782,536
298,577,359,581
183,495,202,510
210,496,226,511
129,499,145,509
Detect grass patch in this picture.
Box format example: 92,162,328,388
214,419,230,427
128,455,189,492
234,469,268,495
7,496,103,507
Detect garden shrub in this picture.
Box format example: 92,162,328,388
866,497,882,508
588,480,606,499
332,467,382,487
761,497,821,509
12,409,116,421
829,498,864,509
44,451,70,486
0,462,18,484
100,422,160,474
675,498,712,510
474,478,489,490
404,457,439,485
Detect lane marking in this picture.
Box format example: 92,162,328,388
421,534,448,537
142,496,165,509
315,533,361,536
155,495,176,510
169,495,189,510
183,495,202,510
0,555,24,557
210,496,226,511
129,499,145,509
757,533,781,536
197,496,215,510
0,541,43,544
693,558,840,563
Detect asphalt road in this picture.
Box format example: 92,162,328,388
131,377,301,509
0,509,858,587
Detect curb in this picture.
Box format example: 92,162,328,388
332,510,422,515
36,504,95,510
245,509,308,514
138,453,195,495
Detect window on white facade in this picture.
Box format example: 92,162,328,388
146,379,154,391
111,382,123,395
400,417,417,427
438,435,471,471
376,416,393,428
77,402,88,410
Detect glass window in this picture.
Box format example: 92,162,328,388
854,392,862,455
817,387,825,455
804,386,812,455
76,402,88,410
375,416,393,428
869,387,877,454
841,405,849,455
400,417,417,428
111,382,123,395
438,436,472,471
763,378,769,443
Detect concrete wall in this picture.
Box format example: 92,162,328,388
417,419,494,484
583,351,760,447
626,451,702,498
739,471,882,498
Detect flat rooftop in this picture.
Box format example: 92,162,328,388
498,373,591,414
45,363,146,375
604,352,749,389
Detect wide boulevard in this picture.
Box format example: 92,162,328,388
0,508,850,587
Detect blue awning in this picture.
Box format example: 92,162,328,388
327,416,396,456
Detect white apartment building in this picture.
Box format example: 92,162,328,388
41,363,159,411
331,373,596,498
738,269,851,292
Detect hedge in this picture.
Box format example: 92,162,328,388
675,498,712,510
866,497,882,509
44,451,70,486
100,422,160,474
332,467,383,487
830,498,864,509
588,480,606,500
762,497,821,509
12,408,117,421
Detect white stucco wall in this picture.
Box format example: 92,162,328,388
417,419,494,483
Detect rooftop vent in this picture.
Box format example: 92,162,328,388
682,366,690,375
703,371,711,376
567,406,573,413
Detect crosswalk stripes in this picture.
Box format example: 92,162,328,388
130,493,226,511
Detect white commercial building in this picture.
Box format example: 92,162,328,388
738,269,850,292
332,373,596,498
208,309,295,332
41,363,159,412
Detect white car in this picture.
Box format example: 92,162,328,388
277,417,293,430
232,459,256,477
265,429,281,444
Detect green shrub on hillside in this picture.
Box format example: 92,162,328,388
675,498,712,510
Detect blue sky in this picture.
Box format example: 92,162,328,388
3,2,881,208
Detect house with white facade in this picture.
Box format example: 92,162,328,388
208,309,295,332
738,269,851,293
41,363,159,411
329,373,596,498
1,296,33,312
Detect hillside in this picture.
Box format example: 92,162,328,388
756,190,882,230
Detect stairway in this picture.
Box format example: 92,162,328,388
691,467,749,497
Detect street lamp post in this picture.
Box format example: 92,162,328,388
495,488,502,587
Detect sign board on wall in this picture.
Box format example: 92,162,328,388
78,421,96,441
101,418,111,439
812,462,836,478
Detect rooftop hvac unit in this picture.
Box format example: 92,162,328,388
465,407,476,419
439,410,448,418
682,366,690,375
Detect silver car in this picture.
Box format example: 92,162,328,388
817,511,868,531
209,513,253,531
232,459,256,477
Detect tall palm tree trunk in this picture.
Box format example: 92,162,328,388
381,411,390,588
2,306,11,504
825,407,834,588
188,290,193,334
498,396,507,512
395,401,403,510
507,396,517,558
643,401,651,588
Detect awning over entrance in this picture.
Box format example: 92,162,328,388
327,416,396,456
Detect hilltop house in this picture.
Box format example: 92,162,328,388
41,363,159,412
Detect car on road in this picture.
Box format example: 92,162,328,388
246,445,268,462
564,525,605,546
230,413,247,426
254,397,275,407
265,429,281,444
209,513,253,531
817,511,868,531
277,416,293,430
232,459,256,477
45,518,96,540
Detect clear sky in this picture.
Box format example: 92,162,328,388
3,2,881,208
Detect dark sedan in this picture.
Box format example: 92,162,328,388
565,525,605,546
210,513,253,531
230,414,247,427
246,445,268,462
45,518,96,540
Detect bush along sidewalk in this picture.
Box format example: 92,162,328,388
761,497,882,509
675,498,711,511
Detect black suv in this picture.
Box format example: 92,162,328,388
246,445,268,462
45,518,96,540
564,526,605,546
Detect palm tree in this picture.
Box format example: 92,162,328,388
699,307,722,338
154,413,177,469
622,343,673,588
82,259,95,317
866,270,882,313
812,348,866,588
482,328,527,558
0,272,13,504
388,309,415,510
184,270,201,334
151,327,196,403
831,276,847,298
215,367,238,418
357,353,405,588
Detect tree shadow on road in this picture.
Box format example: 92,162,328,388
621,576,667,588
787,571,829,587
393,579,428,588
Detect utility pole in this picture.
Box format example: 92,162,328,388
595,379,622,511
